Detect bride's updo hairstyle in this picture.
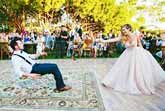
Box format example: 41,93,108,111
121,24,132,33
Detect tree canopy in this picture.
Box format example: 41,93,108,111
0,0,163,33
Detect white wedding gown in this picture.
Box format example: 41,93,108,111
102,36,165,95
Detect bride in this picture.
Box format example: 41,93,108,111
101,24,165,95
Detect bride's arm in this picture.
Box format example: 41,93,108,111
101,36,121,43
137,35,143,47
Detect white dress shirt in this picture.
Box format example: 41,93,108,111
11,50,38,79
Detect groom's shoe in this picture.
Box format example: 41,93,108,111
58,86,72,91
53,86,72,93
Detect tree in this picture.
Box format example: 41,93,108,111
71,0,138,33
36,0,65,30
0,0,40,33
0,0,66,32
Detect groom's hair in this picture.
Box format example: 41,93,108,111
10,37,22,50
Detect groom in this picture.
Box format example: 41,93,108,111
10,36,71,92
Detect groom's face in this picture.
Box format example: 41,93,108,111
16,40,24,50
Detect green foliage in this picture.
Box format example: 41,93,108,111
160,1,165,5
160,17,165,22
72,0,137,33
0,0,40,32
38,0,65,12
0,0,163,33
0,0,65,32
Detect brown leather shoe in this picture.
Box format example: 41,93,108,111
58,86,72,91
53,86,72,93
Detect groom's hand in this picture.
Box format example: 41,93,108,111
30,73,41,80
40,52,47,56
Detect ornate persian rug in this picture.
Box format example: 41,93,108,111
0,69,105,111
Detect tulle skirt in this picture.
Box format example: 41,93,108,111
102,47,165,95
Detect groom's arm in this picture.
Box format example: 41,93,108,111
21,73,41,80
29,52,47,59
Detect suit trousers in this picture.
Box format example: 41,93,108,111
31,63,65,89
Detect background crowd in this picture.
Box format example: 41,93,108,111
0,23,164,68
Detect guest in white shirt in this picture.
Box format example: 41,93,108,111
10,37,71,92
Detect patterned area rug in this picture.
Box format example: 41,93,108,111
0,69,105,111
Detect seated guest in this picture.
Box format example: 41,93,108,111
156,32,165,59
72,33,82,60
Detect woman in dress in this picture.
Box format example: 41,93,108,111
101,24,165,95
36,33,45,55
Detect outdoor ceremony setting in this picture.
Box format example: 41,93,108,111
0,0,165,111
